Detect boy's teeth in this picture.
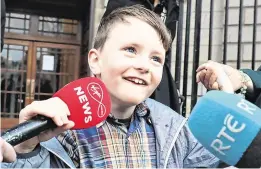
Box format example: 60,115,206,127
127,77,145,85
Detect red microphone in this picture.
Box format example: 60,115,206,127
1,77,111,146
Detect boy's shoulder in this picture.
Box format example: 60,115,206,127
145,98,184,122
145,98,187,137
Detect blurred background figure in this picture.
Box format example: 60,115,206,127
37,74,53,101
6,74,14,112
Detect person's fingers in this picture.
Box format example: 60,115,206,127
196,60,215,72
60,113,70,125
20,104,63,127
0,138,5,162
208,71,218,89
197,63,209,72
197,61,236,93
38,121,75,142
0,152,2,162
0,138,16,162
199,69,207,86
13,98,72,153
216,69,234,93
52,121,75,135
204,69,213,88
196,72,201,83
19,98,70,127
53,115,64,127
212,82,219,90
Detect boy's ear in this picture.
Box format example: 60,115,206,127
88,48,101,75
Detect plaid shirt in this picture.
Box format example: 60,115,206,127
57,102,157,168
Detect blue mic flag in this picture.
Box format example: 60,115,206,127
188,91,261,166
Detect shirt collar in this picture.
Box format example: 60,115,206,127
135,101,150,117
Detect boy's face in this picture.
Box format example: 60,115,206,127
88,17,165,107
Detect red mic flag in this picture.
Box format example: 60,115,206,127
53,77,111,129
2,77,111,146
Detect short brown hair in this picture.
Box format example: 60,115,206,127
93,4,172,51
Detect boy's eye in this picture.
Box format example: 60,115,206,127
125,47,136,54
151,56,162,63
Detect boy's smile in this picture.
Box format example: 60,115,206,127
123,76,147,85
88,17,166,110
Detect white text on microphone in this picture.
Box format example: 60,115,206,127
74,86,93,123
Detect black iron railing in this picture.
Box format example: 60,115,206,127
174,0,260,116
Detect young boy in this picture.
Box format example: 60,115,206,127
1,5,220,168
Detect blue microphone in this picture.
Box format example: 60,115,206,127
188,91,261,167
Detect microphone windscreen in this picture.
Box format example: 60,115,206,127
53,77,111,129
188,91,261,166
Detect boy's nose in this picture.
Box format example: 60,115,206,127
133,57,150,74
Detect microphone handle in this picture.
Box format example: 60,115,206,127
1,116,57,146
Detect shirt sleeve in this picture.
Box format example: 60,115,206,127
0,145,51,168
56,130,80,167
241,69,261,102
241,69,261,89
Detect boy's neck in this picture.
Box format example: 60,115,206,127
111,103,136,119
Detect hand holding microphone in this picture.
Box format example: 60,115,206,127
188,91,261,167
1,77,111,157
196,60,253,93
0,138,16,163
12,97,75,154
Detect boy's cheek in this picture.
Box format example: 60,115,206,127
155,70,163,82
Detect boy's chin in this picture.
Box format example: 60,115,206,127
119,96,148,107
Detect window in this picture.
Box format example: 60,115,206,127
5,13,30,34
38,16,78,38
4,13,79,38
1,44,28,117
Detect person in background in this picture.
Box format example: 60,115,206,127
196,60,261,107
